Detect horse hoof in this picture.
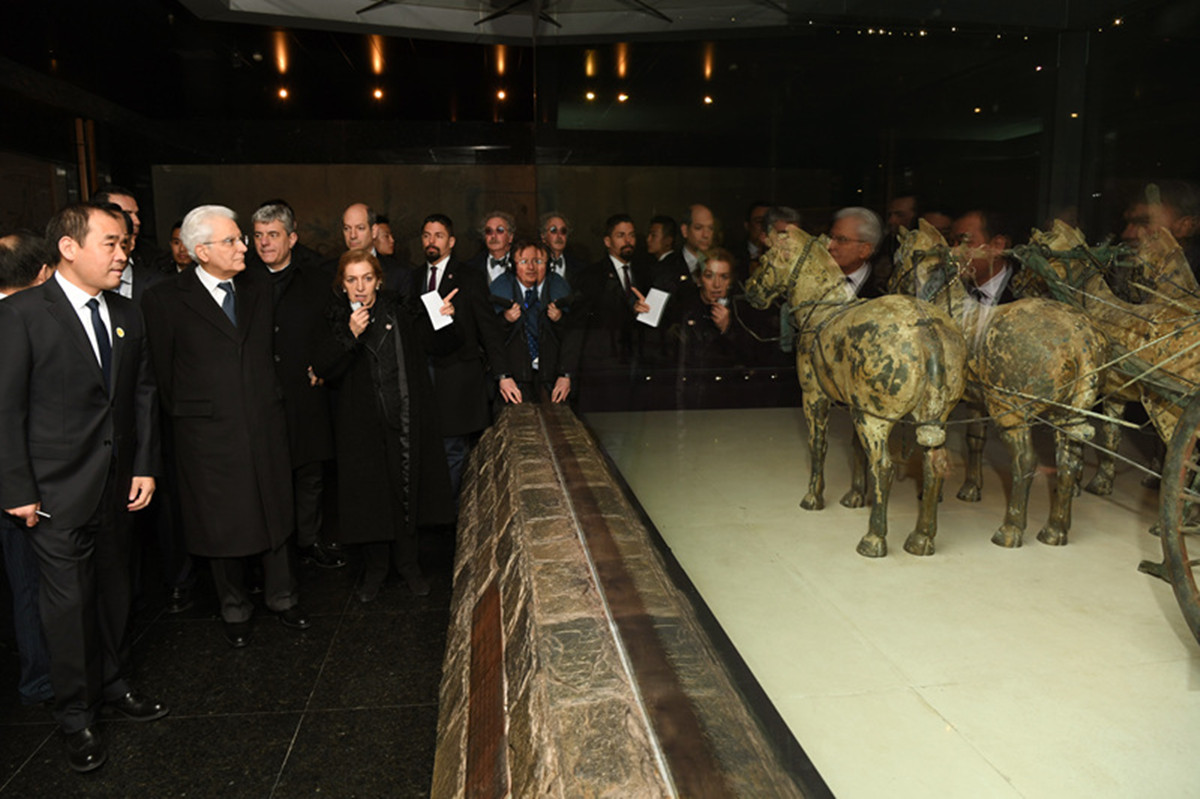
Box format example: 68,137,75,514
956,484,981,502
800,494,825,511
839,491,867,509
1036,527,1067,546
903,532,935,556
856,535,887,558
1084,478,1113,496
990,526,1024,548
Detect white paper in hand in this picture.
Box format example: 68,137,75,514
422,290,454,330
636,288,670,328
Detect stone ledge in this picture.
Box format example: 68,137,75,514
432,403,809,798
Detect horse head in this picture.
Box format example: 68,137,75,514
744,224,842,309
894,218,955,303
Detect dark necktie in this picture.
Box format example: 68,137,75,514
217,281,237,326
490,257,505,273
85,298,112,390
428,265,438,293
622,265,633,300
550,257,564,275
524,286,540,365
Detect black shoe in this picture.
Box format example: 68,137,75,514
105,691,169,722
63,726,107,773
164,585,194,614
277,606,311,630
356,573,384,604
300,543,347,569
224,620,252,648
399,565,430,597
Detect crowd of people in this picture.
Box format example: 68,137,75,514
2,179,1197,774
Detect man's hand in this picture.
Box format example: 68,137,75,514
504,302,522,323
4,503,40,528
711,301,731,333
631,287,650,314
499,377,522,404
440,287,459,317
546,302,562,322
551,376,571,403
127,477,156,512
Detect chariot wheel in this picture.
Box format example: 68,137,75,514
1159,395,1200,646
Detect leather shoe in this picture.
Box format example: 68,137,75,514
399,565,431,597
165,585,194,614
63,726,107,773
277,606,311,630
224,620,252,648
106,691,169,722
300,542,347,569
356,573,384,604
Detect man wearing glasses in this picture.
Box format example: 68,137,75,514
467,211,516,284
539,211,585,289
143,205,307,650
826,206,885,300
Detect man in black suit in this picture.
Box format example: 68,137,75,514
250,202,344,569
490,239,581,403
0,204,167,773
414,214,517,499
827,206,886,299
142,205,308,649
539,211,586,289
577,214,652,374
951,209,1016,306
466,210,515,285
93,186,163,302
336,202,408,292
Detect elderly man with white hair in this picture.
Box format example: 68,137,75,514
826,206,885,299
142,205,307,650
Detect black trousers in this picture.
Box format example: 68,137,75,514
28,469,133,734
209,542,297,623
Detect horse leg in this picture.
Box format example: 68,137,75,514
801,391,830,511
840,423,869,508
903,443,947,556
855,419,894,558
1085,399,1123,496
1038,428,1085,545
957,410,986,502
992,426,1035,548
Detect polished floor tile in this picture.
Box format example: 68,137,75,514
589,406,1200,799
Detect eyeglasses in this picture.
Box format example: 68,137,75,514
201,235,249,248
516,257,547,266
484,226,508,235
829,235,865,246
546,225,569,235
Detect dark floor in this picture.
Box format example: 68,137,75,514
0,531,455,798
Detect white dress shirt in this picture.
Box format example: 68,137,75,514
426,255,450,293
55,270,111,368
843,262,871,299
195,264,235,309
608,254,633,291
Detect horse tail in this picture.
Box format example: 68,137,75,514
914,321,950,450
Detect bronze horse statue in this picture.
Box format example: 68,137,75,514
745,225,967,557
895,219,1108,547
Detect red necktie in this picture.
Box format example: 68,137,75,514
428,265,438,293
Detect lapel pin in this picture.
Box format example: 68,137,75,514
116,327,126,338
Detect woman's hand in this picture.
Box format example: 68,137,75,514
349,305,370,338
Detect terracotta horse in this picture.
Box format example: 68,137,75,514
895,219,1108,547
745,225,966,557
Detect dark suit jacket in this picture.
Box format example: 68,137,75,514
410,259,510,437
0,279,159,529
257,260,335,467
546,253,587,291
577,256,652,369
129,260,172,305
489,273,582,391
466,250,512,286
653,250,695,295
142,268,294,557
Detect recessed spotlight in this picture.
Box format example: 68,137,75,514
703,95,714,105
373,88,383,100
585,91,595,101
974,106,982,113
278,87,288,99
617,93,629,102
497,89,507,100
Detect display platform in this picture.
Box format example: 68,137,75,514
587,406,1200,799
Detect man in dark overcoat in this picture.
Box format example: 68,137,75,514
142,204,306,649
0,204,166,772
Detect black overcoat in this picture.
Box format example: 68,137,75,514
311,291,456,544
142,267,294,557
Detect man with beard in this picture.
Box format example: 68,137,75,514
143,205,307,649
577,214,651,374
414,214,517,500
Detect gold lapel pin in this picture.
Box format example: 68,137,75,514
116,327,126,338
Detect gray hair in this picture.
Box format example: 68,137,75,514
764,205,802,229
181,205,236,261
251,203,296,235
539,210,570,233
834,206,882,251
479,210,515,235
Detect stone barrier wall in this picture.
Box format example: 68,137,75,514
431,403,808,798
